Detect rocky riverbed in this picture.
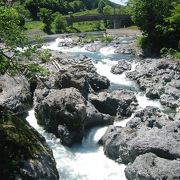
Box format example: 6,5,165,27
0,33,180,179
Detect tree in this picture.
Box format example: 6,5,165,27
103,5,113,15
40,8,53,34
25,0,39,20
53,13,67,33
0,6,49,77
128,0,179,54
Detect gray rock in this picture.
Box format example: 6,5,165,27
34,87,114,146
85,43,104,52
126,58,180,109
100,107,179,164
0,75,32,117
85,102,114,128
89,89,137,117
146,88,160,99
53,56,110,94
111,60,131,75
35,87,87,146
125,153,180,180
126,106,171,129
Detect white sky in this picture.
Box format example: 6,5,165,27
109,0,128,5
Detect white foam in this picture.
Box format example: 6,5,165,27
26,110,127,180
136,93,163,110
93,59,135,86
100,46,116,56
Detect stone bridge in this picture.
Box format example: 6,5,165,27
66,15,132,29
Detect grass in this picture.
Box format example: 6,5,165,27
66,9,100,17
127,25,139,30
25,21,47,36
72,20,105,32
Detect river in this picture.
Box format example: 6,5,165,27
26,37,164,180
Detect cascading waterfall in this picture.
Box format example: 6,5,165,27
27,37,164,179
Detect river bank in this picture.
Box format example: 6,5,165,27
0,33,179,179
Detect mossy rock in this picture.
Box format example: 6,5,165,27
0,111,59,180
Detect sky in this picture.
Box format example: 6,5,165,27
109,0,128,5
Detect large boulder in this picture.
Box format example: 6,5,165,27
111,60,131,75
126,58,180,109
35,88,87,146
85,102,114,128
53,55,110,94
34,87,113,146
0,75,32,117
0,110,59,179
89,89,137,117
99,107,179,164
125,153,180,180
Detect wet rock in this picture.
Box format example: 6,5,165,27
89,89,137,117
126,58,180,109
126,106,171,129
54,55,110,93
125,153,180,180
34,87,113,146
0,75,32,117
111,60,131,75
35,87,87,146
0,111,59,179
85,43,104,52
146,88,160,99
85,102,114,128
99,107,179,164
87,73,110,92
55,69,90,97
114,44,135,54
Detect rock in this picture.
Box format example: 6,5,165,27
54,69,90,97
0,111,59,179
160,94,180,108
111,60,131,75
85,43,104,52
146,88,160,99
35,88,87,146
87,73,110,92
53,55,110,93
126,106,171,129
126,58,180,108
89,89,137,117
0,75,32,117
114,43,135,54
85,102,114,128
100,107,179,164
125,153,180,180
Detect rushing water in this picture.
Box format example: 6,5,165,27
27,37,164,180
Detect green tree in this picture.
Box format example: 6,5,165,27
129,0,179,54
0,6,49,77
103,5,113,15
40,8,53,34
53,13,67,33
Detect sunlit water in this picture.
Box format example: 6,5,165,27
27,38,164,179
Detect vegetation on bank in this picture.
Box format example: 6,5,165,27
129,0,180,57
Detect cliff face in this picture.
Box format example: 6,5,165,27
0,110,59,179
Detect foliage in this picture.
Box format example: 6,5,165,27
38,49,51,63
101,34,113,42
40,8,53,34
0,6,49,78
73,20,105,32
53,13,67,33
128,0,180,54
103,5,113,15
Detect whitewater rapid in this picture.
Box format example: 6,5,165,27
27,38,164,179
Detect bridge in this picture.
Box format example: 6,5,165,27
66,15,132,29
